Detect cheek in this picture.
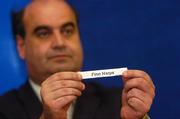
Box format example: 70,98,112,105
70,40,83,56
25,43,48,64
75,44,84,70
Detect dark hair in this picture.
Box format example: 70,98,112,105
11,1,79,40
12,9,25,38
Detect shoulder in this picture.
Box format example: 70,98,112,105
0,83,30,118
0,89,19,108
0,89,24,118
0,81,30,107
0,81,42,119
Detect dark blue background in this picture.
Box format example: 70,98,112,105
1,0,180,118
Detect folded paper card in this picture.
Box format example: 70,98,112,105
79,67,128,79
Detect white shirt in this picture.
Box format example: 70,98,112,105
29,80,75,119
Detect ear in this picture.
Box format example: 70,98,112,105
16,35,26,60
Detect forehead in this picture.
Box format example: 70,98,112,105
23,0,76,27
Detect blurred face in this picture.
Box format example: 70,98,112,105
17,1,83,84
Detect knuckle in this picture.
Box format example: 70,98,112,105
54,73,62,79
131,89,137,95
137,78,146,84
128,97,137,106
128,89,135,97
60,81,67,88
61,88,68,94
139,70,148,77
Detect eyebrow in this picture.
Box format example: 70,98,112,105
33,25,50,34
61,22,75,29
32,22,76,34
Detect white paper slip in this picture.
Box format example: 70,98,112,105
79,67,128,79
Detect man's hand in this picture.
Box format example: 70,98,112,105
121,70,155,119
40,72,85,119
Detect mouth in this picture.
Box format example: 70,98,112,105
48,54,72,61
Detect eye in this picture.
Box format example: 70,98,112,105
35,29,51,39
61,26,74,37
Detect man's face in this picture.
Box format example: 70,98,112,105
17,1,83,84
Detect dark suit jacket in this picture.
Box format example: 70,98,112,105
0,81,122,119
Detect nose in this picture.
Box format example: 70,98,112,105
51,30,65,48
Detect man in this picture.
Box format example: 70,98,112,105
0,0,155,119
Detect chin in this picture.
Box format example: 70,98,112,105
46,60,82,73
49,66,79,74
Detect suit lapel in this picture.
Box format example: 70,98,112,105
17,81,42,119
73,83,100,119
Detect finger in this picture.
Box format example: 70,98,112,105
48,80,85,92
49,88,83,100
127,97,150,115
123,70,150,79
127,88,153,104
122,70,155,89
55,95,77,108
43,72,82,85
123,78,155,97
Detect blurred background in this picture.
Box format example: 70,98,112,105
0,0,180,118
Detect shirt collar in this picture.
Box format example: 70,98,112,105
29,79,42,102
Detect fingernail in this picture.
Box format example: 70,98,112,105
122,71,127,77
82,84,85,90
78,73,82,80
